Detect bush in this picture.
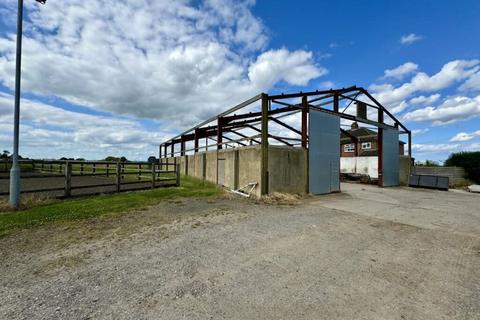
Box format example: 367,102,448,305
445,151,480,183
416,160,440,166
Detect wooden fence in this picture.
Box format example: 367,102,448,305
0,159,180,197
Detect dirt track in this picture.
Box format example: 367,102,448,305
1,183,479,319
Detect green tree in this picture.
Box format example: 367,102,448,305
148,156,157,163
445,151,480,183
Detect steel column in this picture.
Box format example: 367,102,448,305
301,96,308,148
261,93,269,195
378,108,384,187
194,129,199,152
333,93,339,112
217,118,223,150
180,136,185,156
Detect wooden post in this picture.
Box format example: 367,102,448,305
106,163,110,177
92,163,96,174
116,162,121,193
121,163,125,179
41,161,44,171
176,164,180,187
64,161,72,197
261,93,269,195
32,160,35,172
138,164,141,180
80,162,84,176
151,162,156,189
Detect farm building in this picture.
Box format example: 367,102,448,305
159,86,412,197
340,121,408,179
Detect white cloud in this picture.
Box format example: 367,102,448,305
400,33,423,45
403,95,480,125
248,49,326,88
0,0,325,128
409,94,441,105
450,130,480,142
383,62,418,80
411,128,429,136
464,142,480,151
412,143,460,153
459,71,480,92
370,60,480,108
0,93,174,159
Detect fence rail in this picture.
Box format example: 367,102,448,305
0,159,180,198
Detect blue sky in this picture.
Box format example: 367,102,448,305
0,0,479,161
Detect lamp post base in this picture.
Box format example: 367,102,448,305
9,166,21,209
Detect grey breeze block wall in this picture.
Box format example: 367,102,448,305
165,145,307,197
166,145,411,194
412,166,470,187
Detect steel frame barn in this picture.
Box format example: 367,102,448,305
159,86,411,195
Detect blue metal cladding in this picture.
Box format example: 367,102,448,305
382,128,400,187
309,110,340,194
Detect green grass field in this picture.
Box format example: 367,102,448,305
0,176,220,237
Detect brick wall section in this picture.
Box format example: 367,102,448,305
341,138,404,157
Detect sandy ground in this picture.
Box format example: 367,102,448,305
1,183,479,319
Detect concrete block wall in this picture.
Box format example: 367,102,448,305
164,145,308,197
398,156,410,186
165,145,412,196
268,146,307,194
412,166,470,187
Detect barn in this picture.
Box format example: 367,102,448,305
159,86,412,197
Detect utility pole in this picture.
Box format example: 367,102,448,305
9,0,46,209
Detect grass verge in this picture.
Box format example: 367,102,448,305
0,176,220,237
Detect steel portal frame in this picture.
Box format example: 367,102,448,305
159,86,412,194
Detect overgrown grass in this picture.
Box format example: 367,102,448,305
0,176,220,237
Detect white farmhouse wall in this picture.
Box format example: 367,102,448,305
340,156,378,178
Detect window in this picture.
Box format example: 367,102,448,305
361,142,372,150
344,143,355,152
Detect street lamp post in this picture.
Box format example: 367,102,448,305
9,0,46,209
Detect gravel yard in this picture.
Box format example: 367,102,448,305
1,183,479,319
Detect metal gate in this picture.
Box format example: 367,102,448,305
309,110,340,194
381,128,399,187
